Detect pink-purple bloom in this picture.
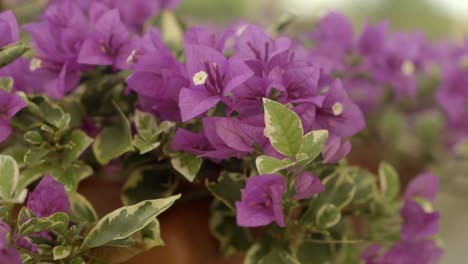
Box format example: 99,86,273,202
0,10,20,47
0,222,22,264
26,176,71,217
293,172,324,200
0,89,27,143
236,174,286,227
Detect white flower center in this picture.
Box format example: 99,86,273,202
193,71,208,86
332,102,344,116
126,49,138,64
401,60,415,76
29,58,42,71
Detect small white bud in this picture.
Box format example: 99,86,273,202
29,58,43,71
401,60,415,76
126,49,138,64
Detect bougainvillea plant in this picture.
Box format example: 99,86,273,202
0,1,452,263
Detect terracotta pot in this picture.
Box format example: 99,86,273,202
79,177,244,264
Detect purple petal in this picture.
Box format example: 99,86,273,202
404,173,439,202
293,172,324,200
400,199,439,239
322,136,352,163
0,10,19,47
179,88,220,121
26,176,71,218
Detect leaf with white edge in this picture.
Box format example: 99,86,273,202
70,257,86,264
53,163,93,191
259,249,301,264
256,155,292,174
24,147,50,166
19,212,69,237
0,76,14,92
83,194,181,249
171,153,202,182
378,162,400,201
93,102,134,165
88,219,165,264
0,155,19,200
0,43,29,69
121,165,178,206
24,131,43,145
63,130,94,164
53,245,71,260
297,130,329,166
133,135,161,154
68,191,98,223
17,164,53,191
316,204,341,229
263,98,303,157
134,110,158,141
347,167,379,205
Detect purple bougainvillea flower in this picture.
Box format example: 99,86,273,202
0,10,19,47
309,12,354,73
293,172,324,200
179,43,253,121
278,61,322,104
127,29,188,121
379,239,443,264
236,174,286,227
184,26,233,52
172,117,263,162
26,176,71,217
235,24,291,76
322,135,352,163
0,222,22,264
101,0,180,33
78,7,137,70
23,0,90,98
400,199,439,239
0,58,37,93
0,90,27,143
404,173,439,202
311,79,365,138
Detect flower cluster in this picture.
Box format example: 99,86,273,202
362,173,443,264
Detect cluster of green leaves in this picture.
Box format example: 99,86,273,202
0,154,181,264
206,99,403,264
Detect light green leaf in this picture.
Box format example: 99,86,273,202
70,257,86,264
259,249,301,264
297,242,333,264
133,111,174,154
0,155,19,200
121,165,178,206
297,130,329,166
93,102,134,165
83,194,181,249
346,167,379,205
171,153,202,182
68,191,98,223
24,147,50,166
0,43,29,69
316,204,341,229
133,136,161,154
19,212,69,237
53,245,71,260
378,162,400,201
53,163,93,191
256,155,292,174
263,98,303,157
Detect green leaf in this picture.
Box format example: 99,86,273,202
378,162,400,201
53,245,71,260
17,164,53,191
301,170,356,224
263,98,303,157
24,131,43,145
206,172,244,210
209,200,251,256
256,155,292,174
19,212,69,237
133,136,161,154
0,43,29,69
121,165,178,206
0,155,19,200
70,257,86,264
53,163,93,191
259,249,300,264
316,204,341,229
24,147,50,166
170,153,202,182
63,130,94,164
93,102,134,165
82,194,181,249
88,219,165,264
133,111,174,154
0,76,14,92
297,130,329,166
68,191,98,223
346,167,379,205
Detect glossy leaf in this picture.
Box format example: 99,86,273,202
316,204,341,229
378,162,400,201
171,153,202,182
0,155,19,200
256,155,292,174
